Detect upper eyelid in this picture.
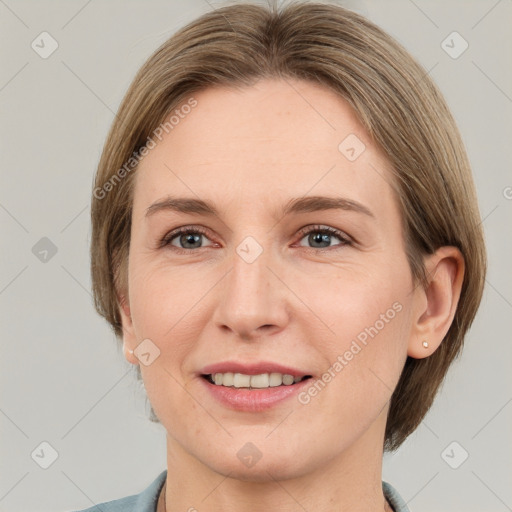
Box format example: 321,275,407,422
296,225,350,239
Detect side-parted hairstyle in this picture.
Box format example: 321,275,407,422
90,0,486,451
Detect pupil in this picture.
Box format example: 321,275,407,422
182,233,200,248
311,233,329,247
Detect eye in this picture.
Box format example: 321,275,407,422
296,225,351,250
159,224,351,254
160,226,216,253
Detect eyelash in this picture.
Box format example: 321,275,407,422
159,225,352,255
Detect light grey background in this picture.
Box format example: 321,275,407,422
1,0,511,511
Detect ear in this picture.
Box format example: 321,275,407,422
407,246,465,358
118,292,140,366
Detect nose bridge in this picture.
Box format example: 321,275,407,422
213,234,288,340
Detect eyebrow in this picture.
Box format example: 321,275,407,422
145,195,375,220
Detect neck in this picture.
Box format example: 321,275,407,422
162,415,391,512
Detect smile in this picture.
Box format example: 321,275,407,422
202,372,312,388
200,372,314,412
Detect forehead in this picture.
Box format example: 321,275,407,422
133,78,397,219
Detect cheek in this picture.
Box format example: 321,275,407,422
300,263,413,401
127,263,207,404
300,261,410,344
128,259,207,335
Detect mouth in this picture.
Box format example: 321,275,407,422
198,361,315,411
201,372,313,388
199,370,314,412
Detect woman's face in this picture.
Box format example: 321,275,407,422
120,78,423,480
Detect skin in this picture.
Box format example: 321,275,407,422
118,78,464,512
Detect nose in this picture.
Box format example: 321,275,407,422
212,242,290,342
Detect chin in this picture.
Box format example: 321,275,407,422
211,458,306,483
199,442,316,483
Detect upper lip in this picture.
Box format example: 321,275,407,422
200,361,311,377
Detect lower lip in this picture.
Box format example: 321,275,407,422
199,376,312,412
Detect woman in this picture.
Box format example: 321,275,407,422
79,1,486,511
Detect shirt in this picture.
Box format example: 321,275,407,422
71,469,411,512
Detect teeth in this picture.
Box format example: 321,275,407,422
210,372,306,388
250,373,269,388
222,372,234,386
233,373,251,387
269,372,282,387
282,374,294,385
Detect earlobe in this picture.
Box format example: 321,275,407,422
123,342,139,365
407,246,465,359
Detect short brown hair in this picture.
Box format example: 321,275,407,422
90,0,486,451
